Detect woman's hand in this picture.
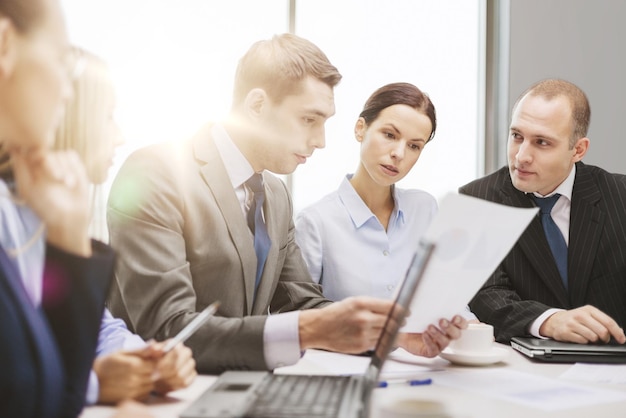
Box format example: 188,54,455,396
396,315,468,358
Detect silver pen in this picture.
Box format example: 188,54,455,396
162,301,220,353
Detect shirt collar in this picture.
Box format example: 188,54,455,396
394,189,405,224
532,164,576,201
338,174,403,228
211,123,254,189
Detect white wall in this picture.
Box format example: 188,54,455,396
502,0,626,174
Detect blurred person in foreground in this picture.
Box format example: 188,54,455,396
52,46,196,404
0,0,113,416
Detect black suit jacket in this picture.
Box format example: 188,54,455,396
0,242,114,418
460,162,626,342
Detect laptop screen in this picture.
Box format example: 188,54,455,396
365,241,436,381
179,240,437,418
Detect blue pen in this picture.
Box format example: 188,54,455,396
377,378,432,388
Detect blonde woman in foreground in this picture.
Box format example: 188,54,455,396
53,47,197,405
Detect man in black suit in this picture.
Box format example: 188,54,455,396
460,79,626,345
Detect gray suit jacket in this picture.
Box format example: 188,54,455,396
460,162,626,343
107,124,329,373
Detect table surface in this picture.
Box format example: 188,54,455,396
81,343,626,418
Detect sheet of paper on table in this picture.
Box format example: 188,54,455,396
435,368,626,411
274,348,446,379
561,363,626,385
402,192,537,332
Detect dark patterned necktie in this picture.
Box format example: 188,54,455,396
246,174,271,293
532,194,568,289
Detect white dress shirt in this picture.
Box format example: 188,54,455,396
529,164,576,338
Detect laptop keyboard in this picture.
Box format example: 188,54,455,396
245,374,352,418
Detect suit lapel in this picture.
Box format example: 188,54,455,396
0,246,63,402
0,246,39,315
568,163,604,307
501,176,570,306
193,126,257,314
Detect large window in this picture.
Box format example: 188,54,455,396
60,0,483,234
293,1,484,211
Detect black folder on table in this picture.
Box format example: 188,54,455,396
511,336,626,363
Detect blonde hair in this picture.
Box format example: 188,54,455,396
55,47,116,241
0,47,114,182
232,33,341,109
54,46,115,184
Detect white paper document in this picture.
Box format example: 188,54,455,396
403,192,538,332
435,369,626,411
561,363,626,385
274,349,444,379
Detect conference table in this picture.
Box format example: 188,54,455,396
81,343,626,418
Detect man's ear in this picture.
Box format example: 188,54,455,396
572,137,590,163
243,88,267,120
0,17,17,79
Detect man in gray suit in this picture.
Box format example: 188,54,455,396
107,33,466,373
461,79,626,345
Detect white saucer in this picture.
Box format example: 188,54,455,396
439,346,509,366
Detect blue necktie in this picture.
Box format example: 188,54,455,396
532,194,568,289
246,174,271,293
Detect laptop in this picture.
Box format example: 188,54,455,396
180,241,436,418
511,336,626,363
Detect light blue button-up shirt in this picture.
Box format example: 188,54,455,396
296,174,438,301
0,179,45,305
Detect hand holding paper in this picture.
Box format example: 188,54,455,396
402,193,537,332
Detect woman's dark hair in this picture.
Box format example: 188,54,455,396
0,0,46,178
359,82,437,142
0,0,43,33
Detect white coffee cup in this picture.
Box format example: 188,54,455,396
448,323,494,354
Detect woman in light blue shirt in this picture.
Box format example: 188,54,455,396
297,82,474,322
297,82,437,300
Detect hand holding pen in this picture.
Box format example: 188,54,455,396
144,301,220,395
162,301,221,352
